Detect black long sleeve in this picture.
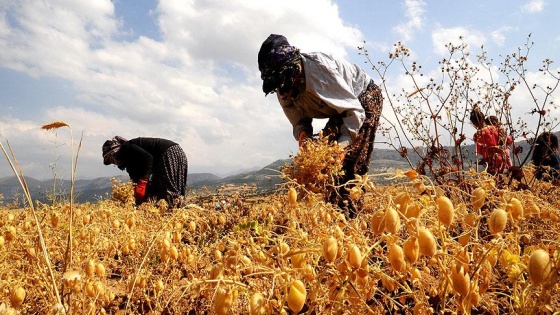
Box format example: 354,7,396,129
117,137,177,182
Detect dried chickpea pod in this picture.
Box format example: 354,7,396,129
162,238,171,251
334,225,344,239
458,231,471,247
486,249,498,268
93,281,105,296
95,262,106,278
213,249,223,261
405,203,421,219
371,211,385,235
249,292,267,315
111,218,120,228
348,187,363,200
389,244,406,272
170,246,179,260
413,180,426,194
524,199,540,218
209,263,224,279
528,249,552,286
357,256,370,278
384,207,400,234
287,280,306,314
394,191,411,213
506,197,523,221
381,274,397,291
215,288,233,315
417,227,437,257
85,260,95,277
10,286,26,308
291,253,305,269
154,279,165,293
436,196,454,227
322,236,338,263
471,187,486,211
451,263,470,296
410,268,422,280
347,244,363,269
125,216,135,228
488,209,507,235
188,221,196,232
279,242,290,256
403,236,419,264
5,226,16,241
287,187,297,206
404,169,419,180
466,284,481,307
51,213,60,227
463,213,477,228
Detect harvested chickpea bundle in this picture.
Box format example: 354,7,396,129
110,177,135,205
281,134,344,194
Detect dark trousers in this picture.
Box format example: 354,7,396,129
323,81,383,216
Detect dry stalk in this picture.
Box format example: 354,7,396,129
0,140,63,308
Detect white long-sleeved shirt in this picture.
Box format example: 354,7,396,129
278,52,372,148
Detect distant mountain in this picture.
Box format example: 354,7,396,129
0,152,409,206
0,135,544,206
0,175,130,206
187,173,221,186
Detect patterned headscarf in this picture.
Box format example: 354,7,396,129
102,136,127,166
258,34,301,95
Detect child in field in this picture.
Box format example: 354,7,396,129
102,136,188,207
531,131,560,181
470,108,509,175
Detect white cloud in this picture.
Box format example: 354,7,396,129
0,0,365,179
490,26,513,46
393,0,426,42
431,26,487,56
521,0,545,13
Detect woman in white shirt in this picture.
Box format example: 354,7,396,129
258,34,383,218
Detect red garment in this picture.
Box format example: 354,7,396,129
473,125,510,174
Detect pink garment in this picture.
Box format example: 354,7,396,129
473,125,510,174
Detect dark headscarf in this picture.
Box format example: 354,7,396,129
258,34,301,95
102,136,127,166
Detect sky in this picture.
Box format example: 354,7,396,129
0,0,559,180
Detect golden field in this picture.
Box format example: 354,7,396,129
0,141,559,315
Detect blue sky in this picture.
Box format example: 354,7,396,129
0,0,559,180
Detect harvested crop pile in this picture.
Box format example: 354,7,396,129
0,140,559,314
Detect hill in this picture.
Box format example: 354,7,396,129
0,135,541,206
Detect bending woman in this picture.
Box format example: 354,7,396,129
102,136,188,207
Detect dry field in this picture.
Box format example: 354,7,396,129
0,141,559,314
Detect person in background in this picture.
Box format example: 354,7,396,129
470,108,508,175
102,136,188,207
258,34,383,218
531,131,560,181
486,115,513,170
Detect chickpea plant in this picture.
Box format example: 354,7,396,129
1,36,560,314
